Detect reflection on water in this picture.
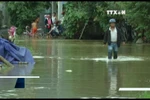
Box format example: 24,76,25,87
7,63,35,76
0,63,35,90
0,39,150,98
107,61,118,97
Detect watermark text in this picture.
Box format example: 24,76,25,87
107,10,126,15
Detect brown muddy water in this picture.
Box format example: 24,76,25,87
0,38,150,98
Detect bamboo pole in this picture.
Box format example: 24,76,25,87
0,56,14,67
79,21,88,40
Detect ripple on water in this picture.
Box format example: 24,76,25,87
72,56,145,62
7,90,16,92
0,93,18,97
33,87,45,89
33,55,146,62
26,87,51,90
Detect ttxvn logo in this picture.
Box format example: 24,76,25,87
107,10,126,15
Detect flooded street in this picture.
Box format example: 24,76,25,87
0,38,150,98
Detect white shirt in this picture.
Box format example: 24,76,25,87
109,27,117,42
52,16,56,24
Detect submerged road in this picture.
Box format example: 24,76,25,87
0,38,150,98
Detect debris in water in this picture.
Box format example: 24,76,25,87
80,97,90,99
65,70,72,72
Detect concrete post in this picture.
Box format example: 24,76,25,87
58,2,63,20
52,1,57,16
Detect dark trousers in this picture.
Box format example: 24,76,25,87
58,25,64,34
108,42,118,59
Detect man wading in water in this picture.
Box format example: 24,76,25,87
104,18,125,59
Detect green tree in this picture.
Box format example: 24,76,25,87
63,1,150,42
7,1,50,35
115,2,150,42
63,1,125,39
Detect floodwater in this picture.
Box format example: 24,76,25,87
1,38,150,98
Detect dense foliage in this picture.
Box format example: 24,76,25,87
63,2,125,39
6,1,150,41
7,1,50,34
63,1,150,41
121,2,150,40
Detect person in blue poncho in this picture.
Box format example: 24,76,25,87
0,29,35,65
